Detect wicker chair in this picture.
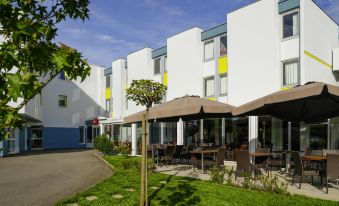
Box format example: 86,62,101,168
235,150,257,179
254,148,270,174
173,145,184,164
205,147,227,168
162,145,175,167
326,154,339,194
268,152,286,172
291,151,319,189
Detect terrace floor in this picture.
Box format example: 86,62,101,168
154,162,339,202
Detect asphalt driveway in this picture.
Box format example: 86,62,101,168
0,149,112,206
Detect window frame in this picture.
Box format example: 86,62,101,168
204,40,214,62
204,76,215,97
282,10,299,41
281,59,299,87
154,58,161,75
58,95,67,108
105,99,111,113
219,74,228,96
79,126,85,144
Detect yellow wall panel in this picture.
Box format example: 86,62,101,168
163,71,168,86
105,88,111,100
218,56,228,74
208,97,216,101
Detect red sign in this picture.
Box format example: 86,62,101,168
92,118,99,125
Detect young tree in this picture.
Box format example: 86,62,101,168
0,0,91,139
126,79,167,206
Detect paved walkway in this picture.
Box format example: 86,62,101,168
155,164,339,202
0,149,112,206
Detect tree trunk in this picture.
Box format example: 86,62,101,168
140,110,148,206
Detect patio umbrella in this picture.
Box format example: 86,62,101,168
124,95,236,123
233,82,339,123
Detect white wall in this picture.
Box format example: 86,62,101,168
167,27,203,100
112,59,126,120
227,0,281,106
42,65,105,127
126,48,153,116
301,0,339,85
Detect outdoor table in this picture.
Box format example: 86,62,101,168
249,153,273,169
189,149,218,173
302,155,327,187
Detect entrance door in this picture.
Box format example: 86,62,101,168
86,126,100,148
31,126,43,150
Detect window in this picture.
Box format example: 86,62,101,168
106,99,111,112
164,56,167,72
204,40,214,61
220,36,227,56
220,74,228,96
154,58,161,75
58,95,67,107
282,60,299,86
204,77,215,97
59,71,66,80
283,11,299,39
79,126,85,144
106,75,111,88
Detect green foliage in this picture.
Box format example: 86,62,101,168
225,167,235,185
126,79,167,109
258,174,289,196
93,135,114,155
240,172,256,189
121,158,141,170
117,143,132,157
209,166,226,184
0,0,91,140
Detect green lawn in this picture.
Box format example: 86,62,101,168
56,156,339,206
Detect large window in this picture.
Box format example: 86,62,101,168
282,60,299,86
283,11,299,39
220,35,227,56
220,74,228,96
154,58,161,75
204,77,215,97
58,95,67,108
106,75,111,88
204,40,214,61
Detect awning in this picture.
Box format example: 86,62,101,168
124,95,236,123
233,82,339,123
19,113,42,123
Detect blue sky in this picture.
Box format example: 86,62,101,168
57,0,339,68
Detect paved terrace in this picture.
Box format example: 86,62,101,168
155,163,339,202
0,149,112,206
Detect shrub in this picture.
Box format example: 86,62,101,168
225,167,235,185
258,174,289,196
240,172,256,189
209,166,226,184
121,158,141,170
117,143,132,157
93,134,114,154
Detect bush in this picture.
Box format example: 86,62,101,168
258,174,289,195
225,167,235,185
121,158,141,170
209,166,226,184
93,134,114,154
117,143,132,157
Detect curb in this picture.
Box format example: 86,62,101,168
93,152,115,172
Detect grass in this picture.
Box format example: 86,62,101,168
56,155,339,206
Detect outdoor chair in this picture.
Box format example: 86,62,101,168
254,148,270,174
173,145,184,164
326,154,339,194
291,151,319,189
162,145,175,167
235,150,257,179
204,147,227,168
268,152,286,173
181,145,194,164
190,154,201,171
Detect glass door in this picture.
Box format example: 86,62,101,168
7,129,16,154
31,126,43,150
309,122,328,150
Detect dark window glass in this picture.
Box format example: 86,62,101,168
79,126,85,143
106,75,111,88
283,12,299,39
59,71,65,80
154,58,161,75
220,36,227,56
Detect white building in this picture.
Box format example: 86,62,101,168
2,0,339,157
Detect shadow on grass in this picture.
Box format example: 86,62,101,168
148,174,201,206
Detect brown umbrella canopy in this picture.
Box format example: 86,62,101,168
233,82,339,123
124,96,236,123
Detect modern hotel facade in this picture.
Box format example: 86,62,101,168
2,0,339,157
